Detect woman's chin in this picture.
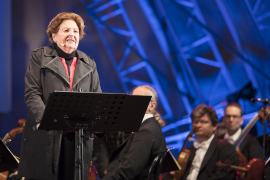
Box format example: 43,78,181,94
63,46,77,53
66,45,76,50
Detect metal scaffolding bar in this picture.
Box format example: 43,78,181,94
80,0,173,119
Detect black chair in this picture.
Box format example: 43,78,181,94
148,151,167,180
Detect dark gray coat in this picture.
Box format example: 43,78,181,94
18,46,102,180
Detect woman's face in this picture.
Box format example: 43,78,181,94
52,19,80,54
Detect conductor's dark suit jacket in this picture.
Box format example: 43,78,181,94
102,117,167,180
182,136,239,180
218,133,263,161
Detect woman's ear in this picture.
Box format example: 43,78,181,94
52,33,56,42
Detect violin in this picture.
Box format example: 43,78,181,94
216,159,264,180
0,172,8,180
173,125,198,180
2,119,26,144
88,162,99,180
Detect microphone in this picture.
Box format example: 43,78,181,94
61,43,65,47
251,98,270,104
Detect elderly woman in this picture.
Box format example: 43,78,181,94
18,12,102,180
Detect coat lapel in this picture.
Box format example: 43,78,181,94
199,136,217,172
72,58,93,88
42,46,94,88
45,56,70,85
42,46,69,85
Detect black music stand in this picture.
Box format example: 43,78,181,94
0,139,19,173
161,149,181,173
39,91,151,180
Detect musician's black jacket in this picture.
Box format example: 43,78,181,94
182,136,239,180
218,133,263,161
102,117,167,180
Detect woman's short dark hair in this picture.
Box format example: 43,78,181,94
46,12,85,44
191,104,218,126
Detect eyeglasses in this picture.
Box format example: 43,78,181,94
224,115,241,119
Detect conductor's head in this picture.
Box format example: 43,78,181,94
131,85,165,128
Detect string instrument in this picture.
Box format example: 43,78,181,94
173,125,198,180
216,159,264,180
88,162,99,180
232,113,259,178
0,172,8,180
0,119,25,180
2,119,26,144
219,109,266,180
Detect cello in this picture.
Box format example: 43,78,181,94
173,125,198,180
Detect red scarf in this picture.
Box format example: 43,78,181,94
60,57,78,91
60,57,77,132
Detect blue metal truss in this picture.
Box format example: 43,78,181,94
144,0,236,151
243,0,270,100
148,0,270,152
213,0,265,134
80,0,173,119
79,0,270,153
215,0,270,137
152,0,236,107
176,0,236,101
244,0,270,54
137,0,193,114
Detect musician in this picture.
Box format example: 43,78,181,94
219,103,263,161
18,12,103,180
101,85,167,180
182,104,238,180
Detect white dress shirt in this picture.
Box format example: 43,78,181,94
142,114,153,123
223,128,241,145
186,134,215,180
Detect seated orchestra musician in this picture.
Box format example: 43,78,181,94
180,104,239,180
101,85,167,180
218,102,263,161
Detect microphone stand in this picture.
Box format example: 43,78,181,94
262,100,270,160
262,106,266,160
253,98,270,160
